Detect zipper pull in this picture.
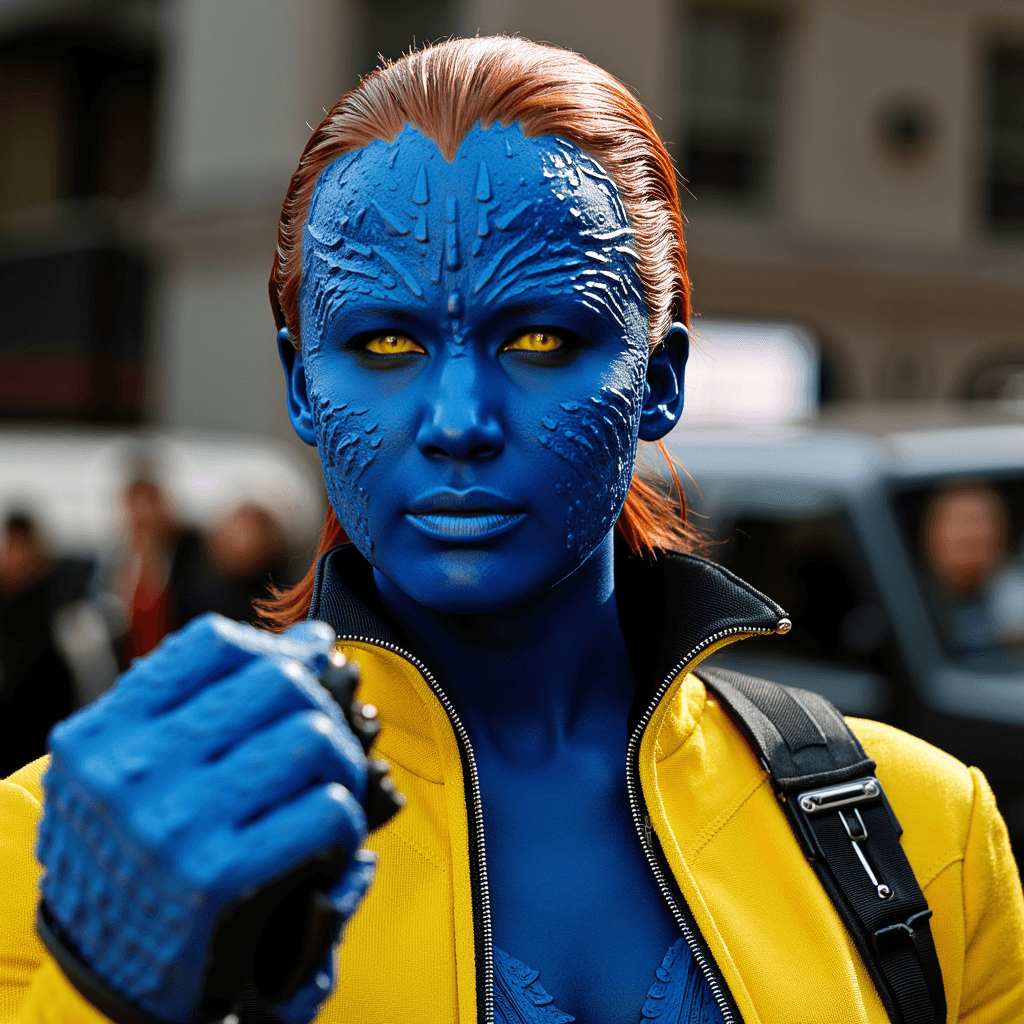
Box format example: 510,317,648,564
775,617,792,634
644,815,653,848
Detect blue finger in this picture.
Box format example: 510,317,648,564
191,782,368,895
113,657,348,776
120,616,333,715
55,658,336,807
209,710,367,824
49,615,256,759
120,710,366,853
281,619,337,674
98,615,274,717
329,848,377,921
52,616,338,759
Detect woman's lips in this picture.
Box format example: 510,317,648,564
407,489,520,514
405,511,527,541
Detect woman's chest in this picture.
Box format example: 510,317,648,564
478,754,682,1023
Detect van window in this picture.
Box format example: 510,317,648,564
704,513,896,717
893,478,1024,669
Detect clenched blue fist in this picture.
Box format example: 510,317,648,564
37,614,377,1024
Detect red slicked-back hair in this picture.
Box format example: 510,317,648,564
260,36,697,629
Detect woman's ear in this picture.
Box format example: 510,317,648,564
277,329,317,446
638,322,689,442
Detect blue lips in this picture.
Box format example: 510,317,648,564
407,512,527,541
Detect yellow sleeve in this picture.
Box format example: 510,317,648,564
0,765,112,1024
958,767,1024,1023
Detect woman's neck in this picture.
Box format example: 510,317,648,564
372,532,634,764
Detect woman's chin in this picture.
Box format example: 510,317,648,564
379,546,564,617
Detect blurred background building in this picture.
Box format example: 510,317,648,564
3,0,1024,444
3,0,1024,611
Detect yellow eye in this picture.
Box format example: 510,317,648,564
503,332,564,353
364,334,425,355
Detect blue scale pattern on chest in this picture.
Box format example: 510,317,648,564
492,938,725,1024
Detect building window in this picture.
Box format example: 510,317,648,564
350,0,459,82
0,27,156,215
680,1,785,213
983,42,1024,238
0,17,156,423
0,248,147,422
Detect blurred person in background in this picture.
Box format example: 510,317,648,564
921,483,1024,653
174,501,292,626
92,480,294,670
112,476,179,664
53,484,295,709
0,512,74,777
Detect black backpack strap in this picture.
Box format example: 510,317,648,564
696,665,947,1024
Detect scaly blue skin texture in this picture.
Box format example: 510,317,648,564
37,615,375,1024
288,122,659,610
282,123,691,1022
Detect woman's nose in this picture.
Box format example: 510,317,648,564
415,352,505,461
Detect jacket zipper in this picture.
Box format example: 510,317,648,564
624,618,790,1024
335,633,495,1024
340,616,788,1024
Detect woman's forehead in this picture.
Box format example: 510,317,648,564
301,122,646,336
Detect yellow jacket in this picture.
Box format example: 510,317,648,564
2,547,1023,1023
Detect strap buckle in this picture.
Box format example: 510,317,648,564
797,777,881,815
794,776,893,900
872,910,934,956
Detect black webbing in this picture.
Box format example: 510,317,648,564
697,666,947,1024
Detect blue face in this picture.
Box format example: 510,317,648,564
291,122,657,614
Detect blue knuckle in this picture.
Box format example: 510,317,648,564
184,610,225,635
46,717,76,759
81,742,152,795
282,661,347,724
277,656,320,695
284,619,336,648
304,711,365,770
172,615,269,666
290,712,343,761
273,627,335,669
323,782,368,834
305,707,337,735
162,613,228,656
75,751,119,795
49,699,120,759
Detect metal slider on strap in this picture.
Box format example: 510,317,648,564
872,909,934,956
797,777,881,814
796,776,893,901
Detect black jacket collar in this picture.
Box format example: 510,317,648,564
308,541,786,724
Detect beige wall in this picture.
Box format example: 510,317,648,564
151,0,349,465
786,0,971,247
160,0,347,203
461,0,678,126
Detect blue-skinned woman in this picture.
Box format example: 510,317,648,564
2,36,1022,1024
